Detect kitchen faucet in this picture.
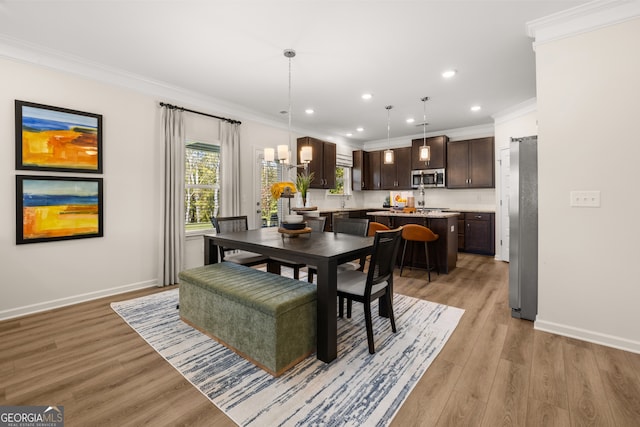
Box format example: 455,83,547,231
417,185,426,207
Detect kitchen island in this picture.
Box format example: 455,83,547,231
367,210,460,274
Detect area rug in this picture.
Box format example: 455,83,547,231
111,288,463,426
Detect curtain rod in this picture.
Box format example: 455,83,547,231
159,102,241,125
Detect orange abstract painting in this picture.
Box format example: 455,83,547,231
16,176,103,244
16,100,103,173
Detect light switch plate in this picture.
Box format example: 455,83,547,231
570,190,600,207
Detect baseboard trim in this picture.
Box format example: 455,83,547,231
0,279,158,321
535,318,640,354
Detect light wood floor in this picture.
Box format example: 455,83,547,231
2,253,639,426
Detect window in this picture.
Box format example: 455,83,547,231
260,158,280,227
185,141,220,231
328,152,352,196
328,166,351,195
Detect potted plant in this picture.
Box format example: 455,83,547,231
296,170,315,207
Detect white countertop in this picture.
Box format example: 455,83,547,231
366,210,461,219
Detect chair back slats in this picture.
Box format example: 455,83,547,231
212,216,249,235
304,216,327,233
366,228,403,293
211,216,250,261
333,217,370,236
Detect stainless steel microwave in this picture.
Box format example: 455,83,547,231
411,168,445,188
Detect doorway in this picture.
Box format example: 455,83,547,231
254,148,282,228
499,147,510,261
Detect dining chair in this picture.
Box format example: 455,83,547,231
271,216,326,279
307,217,369,283
336,227,403,354
211,216,270,267
332,217,370,237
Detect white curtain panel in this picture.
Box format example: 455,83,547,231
159,107,185,286
220,121,241,216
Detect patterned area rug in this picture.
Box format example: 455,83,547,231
111,288,463,426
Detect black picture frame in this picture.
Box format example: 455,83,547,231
15,100,103,173
16,175,104,245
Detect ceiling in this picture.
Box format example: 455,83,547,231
0,1,588,144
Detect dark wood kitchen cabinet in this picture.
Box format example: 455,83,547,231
447,137,495,188
364,150,382,190
381,147,411,189
297,137,336,189
411,135,448,170
352,150,365,191
459,212,495,255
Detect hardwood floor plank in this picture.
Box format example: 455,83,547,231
525,399,571,427
529,330,569,410
390,358,462,426
500,317,534,367
480,359,530,427
454,320,508,402
436,390,486,427
592,345,640,426
562,339,616,426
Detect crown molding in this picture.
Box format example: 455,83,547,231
492,98,537,125
527,0,640,48
0,34,325,138
362,123,495,151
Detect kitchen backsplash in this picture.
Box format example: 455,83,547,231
307,187,496,211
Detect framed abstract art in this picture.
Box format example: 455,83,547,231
15,100,103,173
16,175,104,244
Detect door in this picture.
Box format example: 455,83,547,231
254,148,281,228
500,147,510,261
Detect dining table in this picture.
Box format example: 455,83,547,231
203,227,375,363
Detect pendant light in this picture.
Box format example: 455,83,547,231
263,49,312,167
383,105,394,164
419,96,431,163
264,49,313,167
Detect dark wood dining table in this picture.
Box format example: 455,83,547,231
203,227,374,363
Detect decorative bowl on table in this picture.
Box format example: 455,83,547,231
284,214,303,224
281,222,307,231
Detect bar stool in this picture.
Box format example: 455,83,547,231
400,224,439,282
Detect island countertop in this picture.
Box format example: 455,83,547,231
366,210,460,218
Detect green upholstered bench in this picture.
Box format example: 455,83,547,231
178,262,317,377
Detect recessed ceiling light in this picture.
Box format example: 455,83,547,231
305,108,314,114
356,127,364,132
442,69,457,79
406,118,415,124
470,105,481,112
346,132,353,137
361,93,373,100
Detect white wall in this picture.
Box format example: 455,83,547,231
0,58,161,318
0,55,358,319
535,17,640,352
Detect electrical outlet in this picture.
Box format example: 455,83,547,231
570,190,600,207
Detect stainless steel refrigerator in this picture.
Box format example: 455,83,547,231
509,136,538,321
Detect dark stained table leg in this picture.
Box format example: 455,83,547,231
204,236,219,265
315,259,338,363
267,260,282,275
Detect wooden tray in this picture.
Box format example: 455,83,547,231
291,207,318,212
278,227,312,236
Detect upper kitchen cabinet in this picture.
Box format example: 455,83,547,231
411,135,448,170
297,137,336,189
352,150,365,191
446,137,495,189
381,147,412,189
364,150,382,190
